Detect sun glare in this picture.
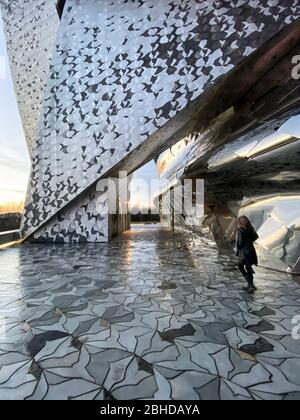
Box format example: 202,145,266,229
0,200,24,215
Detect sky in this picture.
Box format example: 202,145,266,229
130,160,160,212
0,16,30,205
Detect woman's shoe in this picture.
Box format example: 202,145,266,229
247,286,255,294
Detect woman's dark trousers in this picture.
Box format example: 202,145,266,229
238,259,254,287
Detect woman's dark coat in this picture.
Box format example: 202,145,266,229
237,227,259,266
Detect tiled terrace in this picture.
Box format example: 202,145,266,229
0,225,300,400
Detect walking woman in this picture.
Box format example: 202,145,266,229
237,216,259,294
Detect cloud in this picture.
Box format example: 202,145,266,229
0,55,6,80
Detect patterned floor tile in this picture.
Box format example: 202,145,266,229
0,226,299,400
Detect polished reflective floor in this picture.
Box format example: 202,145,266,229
0,225,300,400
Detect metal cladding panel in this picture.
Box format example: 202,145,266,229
0,0,59,153
20,0,300,241
30,183,110,243
240,195,300,272
158,125,300,271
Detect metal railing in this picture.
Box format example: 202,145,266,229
0,230,20,246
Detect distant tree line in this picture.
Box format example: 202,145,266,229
130,209,160,223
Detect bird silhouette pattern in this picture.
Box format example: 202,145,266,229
2,0,300,242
